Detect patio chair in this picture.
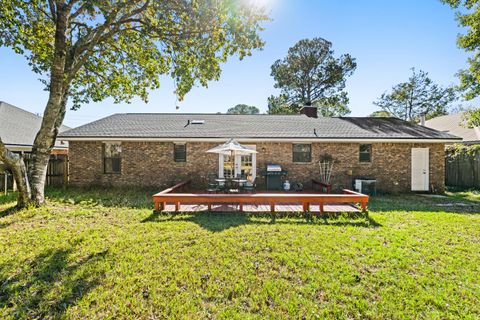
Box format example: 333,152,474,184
206,174,220,193
242,178,256,193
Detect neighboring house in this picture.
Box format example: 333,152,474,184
426,113,480,189
58,106,460,193
0,101,70,153
0,101,70,187
425,113,480,144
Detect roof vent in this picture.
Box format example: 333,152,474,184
190,120,205,124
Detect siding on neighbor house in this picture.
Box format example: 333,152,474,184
68,141,445,193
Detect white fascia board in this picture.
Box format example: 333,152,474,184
59,137,460,144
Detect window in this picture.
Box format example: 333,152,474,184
174,143,186,162
293,144,311,162
359,144,372,163
103,143,121,173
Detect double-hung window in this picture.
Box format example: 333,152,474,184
103,142,122,173
174,143,187,162
292,144,312,163
359,144,372,163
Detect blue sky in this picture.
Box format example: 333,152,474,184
0,0,477,127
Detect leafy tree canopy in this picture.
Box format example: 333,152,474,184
226,104,259,114
267,94,299,115
463,107,480,128
268,37,356,116
369,110,392,117
442,0,480,100
0,0,268,206
373,68,457,122
0,0,267,108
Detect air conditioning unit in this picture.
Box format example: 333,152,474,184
354,178,377,195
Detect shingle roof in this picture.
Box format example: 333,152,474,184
59,113,458,140
425,113,479,143
58,113,460,141
0,101,70,149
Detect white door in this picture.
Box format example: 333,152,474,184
218,145,256,179
411,148,429,191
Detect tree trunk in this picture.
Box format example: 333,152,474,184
29,4,69,206
29,96,68,205
0,139,31,208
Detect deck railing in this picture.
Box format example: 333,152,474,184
153,181,368,213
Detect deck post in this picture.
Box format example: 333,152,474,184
239,203,243,212
175,202,180,212
303,202,310,212
208,203,212,211
270,203,275,213
154,201,160,211
361,201,367,212
319,202,324,214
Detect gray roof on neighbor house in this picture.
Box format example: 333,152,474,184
425,113,479,143
0,101,70,149
58,113,460,141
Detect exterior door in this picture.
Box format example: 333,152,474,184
219,145,256,179
411,148,429,191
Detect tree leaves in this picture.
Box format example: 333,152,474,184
268,37,356,116
226,104,259,114
462,107,480,127
0,0,268,108
441,0,480,100
373,68,457,122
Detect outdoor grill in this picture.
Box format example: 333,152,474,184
262,164,288,190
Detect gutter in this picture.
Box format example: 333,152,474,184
57,136,462,144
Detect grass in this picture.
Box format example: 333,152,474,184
446,188,480,202
0,188,479,319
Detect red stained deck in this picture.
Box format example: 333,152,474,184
153,181,368,214
160,203,361,213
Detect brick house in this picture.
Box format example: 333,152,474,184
58,106,460,193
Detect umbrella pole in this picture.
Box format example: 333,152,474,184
231,150,234,178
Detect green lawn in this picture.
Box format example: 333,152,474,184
0,188,479,319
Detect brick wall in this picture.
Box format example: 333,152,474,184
69,141,445,193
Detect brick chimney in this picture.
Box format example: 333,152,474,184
299,105,318,118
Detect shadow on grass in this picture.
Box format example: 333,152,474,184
0,205,22,218
45,186,157,209
0,246,107,319
142,211,381,232
368,193,480,214
0,192,17,205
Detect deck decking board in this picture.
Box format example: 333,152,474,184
161,203,360,213
153,181,368,213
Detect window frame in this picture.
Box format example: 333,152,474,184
292,143,312,163
103,142,122,174
359,144,372,163
174,143,187,162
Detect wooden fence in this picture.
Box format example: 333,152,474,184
445,149,480,189
0,154,68,193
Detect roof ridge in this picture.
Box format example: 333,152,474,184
0,101,43,119
119,113,306,116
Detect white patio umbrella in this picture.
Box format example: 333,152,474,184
206,138,257,178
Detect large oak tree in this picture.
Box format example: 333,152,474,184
0,0,267,207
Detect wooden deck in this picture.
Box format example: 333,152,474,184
153,180,369,214
161,203,361,213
